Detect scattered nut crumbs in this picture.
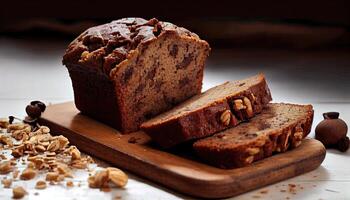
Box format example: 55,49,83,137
260,189,268,194
0,154,6,160
35,180,47,189
66,181,74,187
12,186,27,199
1,178,12,188
0,110,128,197
288,183,297,194
114,196,122,200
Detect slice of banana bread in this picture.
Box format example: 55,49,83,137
141,74,272,148
62,18,210,133
193,103,314,169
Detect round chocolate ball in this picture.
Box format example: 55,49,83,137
30,101,46,112
315,112,348,147
25,104,42,119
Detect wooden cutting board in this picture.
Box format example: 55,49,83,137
39,102,326,199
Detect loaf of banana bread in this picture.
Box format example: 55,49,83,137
63,18,210,133
193,103,314,169
141,74,272,148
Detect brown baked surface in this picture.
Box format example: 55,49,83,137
62,18,210,133
193,103,314,169
141,74,272,148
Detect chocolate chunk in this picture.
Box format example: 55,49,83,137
176,53,193,70
122,67,134,84
146,68,157,81
179,77,190,87
135,83,145,94
154,80,163,92
163,94,177,106
169,44,178,58
128,137,139,144
257,122,271,130
144,112,154,120
146,61,159,80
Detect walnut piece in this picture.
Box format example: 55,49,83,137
233,99,246,111
294,131,303,141
12,186,27,199
35,180,47,189
245,156,254,164
71,147,81,160
20,168,37,180
56,163,73,178
0,161,13,174
220,110,232,126
0,118,9,128
13,169,20,179
66,181,74,187
1,178,12,188
46,172,60,182
107,167,128,188
35,144,46,152
246,147,260,155
0,135,13,147
47,140,60,152
243,97,254,118
88,170,109,188
88,167,128,189
7,123,26,132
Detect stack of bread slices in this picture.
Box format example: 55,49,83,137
141,74,313,168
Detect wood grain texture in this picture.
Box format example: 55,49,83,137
39,102,326,199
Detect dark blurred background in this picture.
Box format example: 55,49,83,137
1,0,350,49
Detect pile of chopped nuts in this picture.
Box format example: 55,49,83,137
0,101,128,199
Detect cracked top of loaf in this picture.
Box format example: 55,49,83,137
62,17,201,75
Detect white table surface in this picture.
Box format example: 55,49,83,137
0,37,349,200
